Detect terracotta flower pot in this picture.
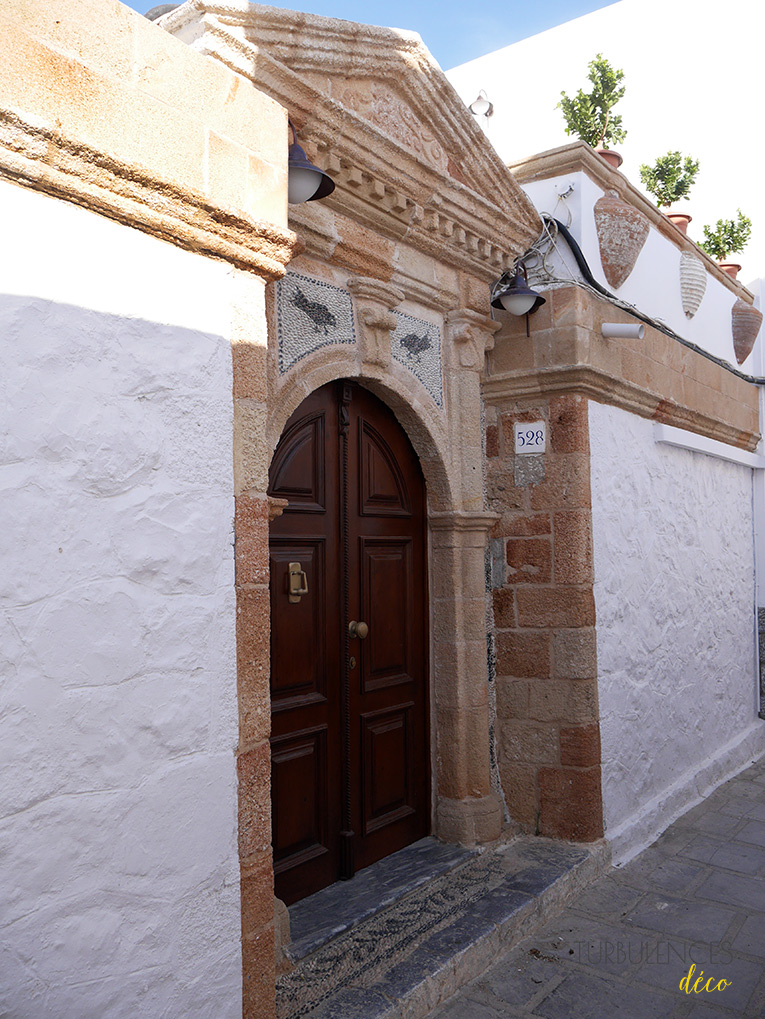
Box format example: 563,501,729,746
666,212,692,235
719,262,742,279
595,147,623,169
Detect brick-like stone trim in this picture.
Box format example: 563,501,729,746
484,286,760,451
485,394,603,842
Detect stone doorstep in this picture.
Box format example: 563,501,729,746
276,835,610,1019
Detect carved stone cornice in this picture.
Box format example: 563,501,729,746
161,1,542,282
348,276,404,368
0,107,299,280
482,364,760,452
445,309,502,370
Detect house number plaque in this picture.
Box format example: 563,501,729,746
514,421,547,454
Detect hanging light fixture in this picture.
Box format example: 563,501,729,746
288,121,335,204
491,270,545,316
468,90,494,118
491,266,546,337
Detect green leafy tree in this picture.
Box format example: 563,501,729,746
699,210,752,261
639,151,700,208
558,54,627,149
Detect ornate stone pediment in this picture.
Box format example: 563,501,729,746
160,0,541,282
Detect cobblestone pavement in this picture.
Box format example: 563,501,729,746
430,757,765,1019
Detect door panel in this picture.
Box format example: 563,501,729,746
269,380,429,905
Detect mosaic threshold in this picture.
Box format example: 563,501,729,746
276,835,608,1019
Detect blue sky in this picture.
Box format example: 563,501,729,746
123,0,618,69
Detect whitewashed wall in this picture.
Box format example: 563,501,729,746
590,400,765,861
0,180,242,1018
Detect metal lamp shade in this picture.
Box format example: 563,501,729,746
491,272,546,315
287,142,335,203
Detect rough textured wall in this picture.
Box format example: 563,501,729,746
485,392,602,843
0,181,241,1017
590,400,763,858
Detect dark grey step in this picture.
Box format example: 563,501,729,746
276,835,609,1019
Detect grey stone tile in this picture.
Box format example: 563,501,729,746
737,820,765,848
684,1004,747,1018
503,862,568,897
706,840,765,876
307,986,397,1018
696,870,765,911
432,994,512,1018
731,911,765,958
476,950,565,1009
717,795,765,819
678,834,729,865
534,970,677,1019
689,812,743,838
652,824,699,856
527,911,654,977
466,887,534,931
635,946,761,1014
419,913,498,966
639,857,706,895
371,944,453,1010
745,800,765,822
623,893,737,942
569,875,644,918
725,779,763,801
612,846,663,886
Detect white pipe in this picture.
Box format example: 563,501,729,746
601,322,645,339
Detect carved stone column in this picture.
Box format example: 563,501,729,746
430,308,503,845
348,276,404,368
430,510,502,844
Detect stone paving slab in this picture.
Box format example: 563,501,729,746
429,755,765,1019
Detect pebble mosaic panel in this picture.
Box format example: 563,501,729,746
391,312,443,406
277,272,355,373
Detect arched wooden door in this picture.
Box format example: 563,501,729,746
268,380,430,905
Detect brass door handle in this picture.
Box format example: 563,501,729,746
288,562,308,603
348,620,369,639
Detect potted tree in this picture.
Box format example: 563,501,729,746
558,54,627,168
699,211,752,278
639,151,700,235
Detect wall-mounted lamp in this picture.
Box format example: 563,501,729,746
468,90,494,118
288,121,335,204
491,268,546,336
601,322,645,340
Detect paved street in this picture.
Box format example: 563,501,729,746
430,757,765,1019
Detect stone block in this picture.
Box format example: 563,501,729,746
499,720,559,766
529,453,592,511
495,677,529,719
495,630,551,678
485,423,499,458
241,850,276,933
499,762,539,831
527,678,599,724
435,793,502,844
232,340,268,401
553,510,594,585
538,765,604,841
516,588,596,629
560,723,601,767
498,512,552,537
506,537,552,584
492,588,515,629
549,394,590,454
332,215,395,281
435,705,492,799
551,628,598,680
242,924,277,1019
235,494,270,587
237,742,273,857
234,399,269,495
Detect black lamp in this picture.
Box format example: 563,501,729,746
491,270,546,316
288,121,335,204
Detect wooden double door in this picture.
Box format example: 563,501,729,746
268,381,430,905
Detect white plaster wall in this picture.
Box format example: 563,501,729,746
0,180,242,1018
519,173,751,368
589,400,765,861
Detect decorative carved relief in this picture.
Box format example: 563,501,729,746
731,299,763,365
348,277,404,369
594,190,649,290
445,309,501,371
679,252,707,319
276,272,355,372
339,83,449,174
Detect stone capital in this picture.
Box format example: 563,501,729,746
445,308,501,370
348,276,405,368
